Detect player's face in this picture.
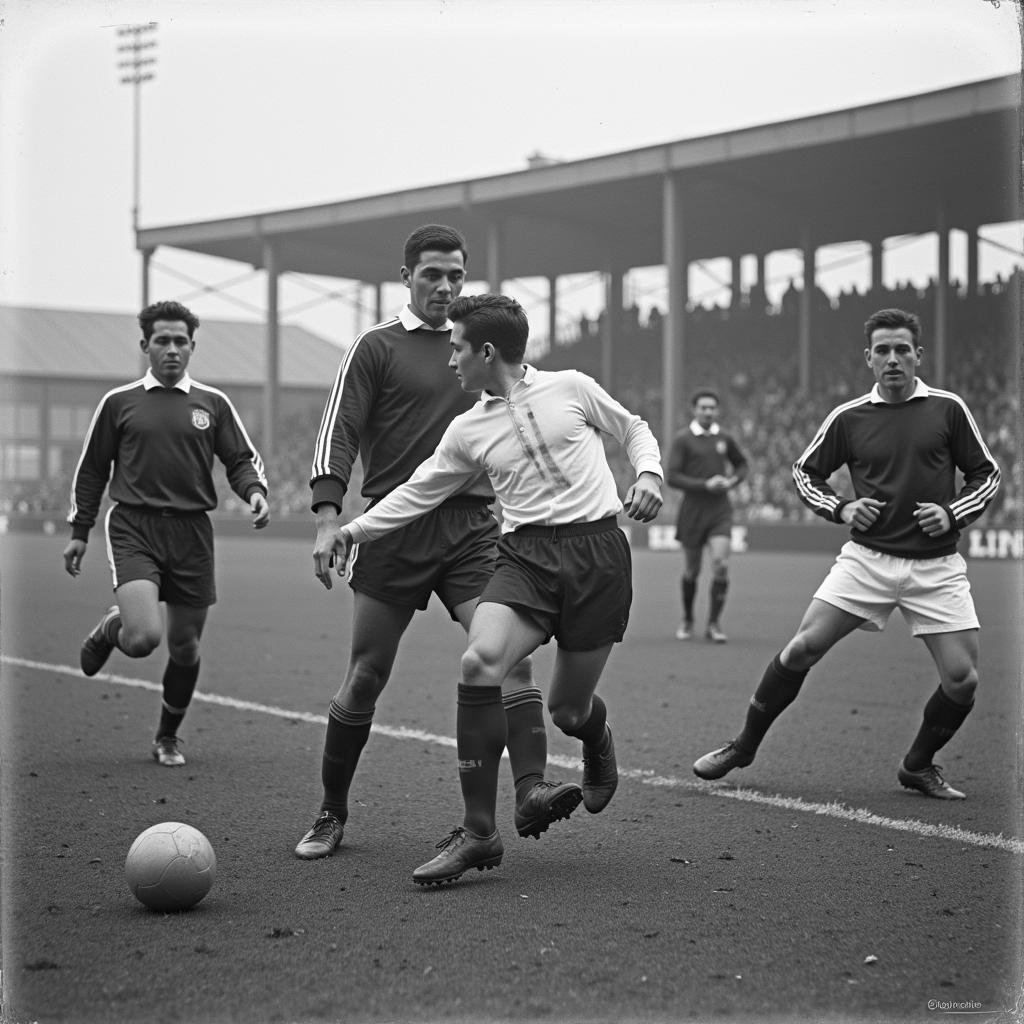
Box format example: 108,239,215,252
865,327,921,400
401,249,466,328
448,324,491,393
141,320,194,387
693,397,718,429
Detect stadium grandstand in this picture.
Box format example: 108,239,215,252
2,75,1019,546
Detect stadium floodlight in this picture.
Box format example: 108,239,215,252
115,23,158,234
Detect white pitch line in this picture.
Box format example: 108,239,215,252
6,654,1023,855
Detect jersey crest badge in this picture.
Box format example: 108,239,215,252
716,440,727,455
191,407,211,430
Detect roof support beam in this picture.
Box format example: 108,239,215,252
661,172,686,447
798,226,813,393
934,207,949,388
263,238,280,456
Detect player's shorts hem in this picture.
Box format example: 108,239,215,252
348,580,430,612
911,620,980,637
812,594,881,631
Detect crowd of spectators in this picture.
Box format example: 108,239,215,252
8,277,1019,532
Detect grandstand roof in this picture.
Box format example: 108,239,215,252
1,305,341,387
136,75,1021,282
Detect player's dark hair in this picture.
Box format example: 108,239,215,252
448,293,528,363
139,301,200,339
864,307,921,344
403,224,468,271
690,388,720,407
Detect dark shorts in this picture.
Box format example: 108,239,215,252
481,517,633,652
348,499,497,616
106,504,216,607
676,500,733,549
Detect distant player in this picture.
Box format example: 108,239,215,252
296,226,580,862
317,293,663,885
693,308,1000,799
666,389,748,642
63,300,270,767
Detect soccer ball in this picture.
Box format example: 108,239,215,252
125,822,216,911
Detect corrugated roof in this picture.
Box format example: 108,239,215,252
0,305,345,388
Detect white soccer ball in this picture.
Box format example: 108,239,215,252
125,822,216,911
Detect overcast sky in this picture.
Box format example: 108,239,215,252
1,0,1020,345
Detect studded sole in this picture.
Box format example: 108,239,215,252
413,857,503,886
516,788,584,839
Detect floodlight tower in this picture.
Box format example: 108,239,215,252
117,22,157,308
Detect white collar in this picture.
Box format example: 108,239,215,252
143,368,191,393
399,305,452,333
868,377,930,404
689,419,720,436
481,364,536,403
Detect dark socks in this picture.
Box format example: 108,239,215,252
502,686,548,803
564,694,609,750
156,658,200,739
457,685,507,836
320,700,375,822
709,577,729,625
904,686,974,771
682,579,696,622
735,653,807,753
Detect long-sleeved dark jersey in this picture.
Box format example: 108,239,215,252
666,425,748,515
67,372,268,541
310,307,491,512
792,380,1000,558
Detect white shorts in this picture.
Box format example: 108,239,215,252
814,541,979,636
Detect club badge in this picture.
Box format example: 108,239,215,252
191,407,211,430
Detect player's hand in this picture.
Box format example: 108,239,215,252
250,492,271,530
623,472,663,523
62,539,87,577
312,525,353,590
913,501,951,537
841,497,886,531
705,475,730,492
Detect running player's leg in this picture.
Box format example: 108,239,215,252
705,532,732,641
114,578,164,656
453,596,547,807
678,543,703,639
443,505,571,835
547,644,618,812
897,629,978,799
694,598,864,779
296,593,415,859
413,602,545,884
153,602,209,766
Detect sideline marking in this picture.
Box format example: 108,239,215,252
6,654,1023,855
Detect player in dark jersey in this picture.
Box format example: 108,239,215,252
295,225,580,860
63,300,270,767
666,389,748,643
693,308,1000,799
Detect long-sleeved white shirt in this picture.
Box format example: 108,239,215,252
345,365,663,543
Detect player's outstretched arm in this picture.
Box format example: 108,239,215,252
62,539,87,577
623,471,663,523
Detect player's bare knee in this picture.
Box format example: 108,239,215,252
943,667,978,704
460,646,504,688
502,655,534,690
120,625,161,658
782,633,824,672
548,702,586,734
167,638,200,665
342,660,390,704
